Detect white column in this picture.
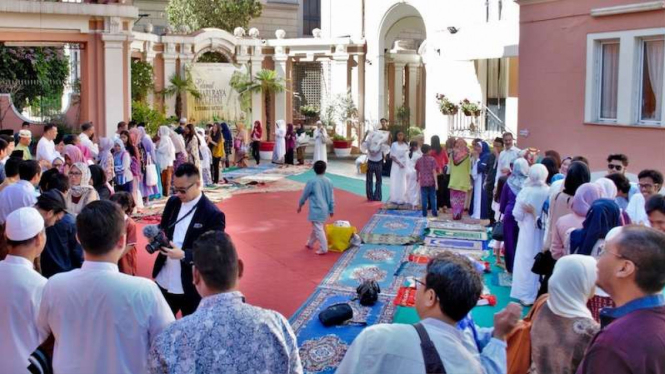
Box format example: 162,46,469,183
331,55,349,96
394,62,405,114
250,54,264,132
163,44,178,118
101,34,125,137
408,64,419,125
274,53,288,124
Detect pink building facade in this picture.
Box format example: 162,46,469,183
517,0,665,174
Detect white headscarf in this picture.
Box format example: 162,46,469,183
595,177,618,199
70,162,94,197
515,163,550,213
547,254,597,319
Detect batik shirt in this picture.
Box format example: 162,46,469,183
148,291,303,374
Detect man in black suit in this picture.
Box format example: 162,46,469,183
153,163,225,316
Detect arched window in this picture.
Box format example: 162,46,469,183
303,0,320,36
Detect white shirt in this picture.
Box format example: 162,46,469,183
37,261,174,374
78,133,99,159
336,318,505,374
626,193,651,227
155,193,202,294
495,146,521,185
36,137,60,164
0,180,38,224
0,255,47,374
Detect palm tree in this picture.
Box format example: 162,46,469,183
161,71,201,119
241,69,285,141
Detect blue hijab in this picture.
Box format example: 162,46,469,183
569,199,622,256
477,141,491,174
221,122,233,142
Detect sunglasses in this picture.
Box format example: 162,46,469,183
608,164,623,171
174,183,196,195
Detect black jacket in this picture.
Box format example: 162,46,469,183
152,194,225,303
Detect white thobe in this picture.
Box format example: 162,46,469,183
405,150,422,207
510,184,550,304
273,126,286,161
471,158,484,219
626,193,651,227
313,128,328,163
0,180,38,224
155,193,201,294
495,146,521,185
389,142,409,204
36,137,60,164
37,261,174,374
78,133,99,159
336,318,505,374
0,255,47,374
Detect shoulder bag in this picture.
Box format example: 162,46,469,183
491,214,504,241
413,323,447,374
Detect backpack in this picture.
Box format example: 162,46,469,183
356,280,380,306
506,295,548,374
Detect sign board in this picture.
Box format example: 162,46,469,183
186,63,246,123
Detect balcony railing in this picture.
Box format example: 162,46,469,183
447,106,506,140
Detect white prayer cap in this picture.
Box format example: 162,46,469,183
5,207,44,241
19,130,32,138
179,117,187,124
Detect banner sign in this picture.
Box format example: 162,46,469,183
186,63,246,123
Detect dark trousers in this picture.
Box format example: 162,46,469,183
158,285,199,317
285,148,295,165
437,174,451,209
211,157,221,183
366,160,383,201
421,186,438,217
252,141,261,164
485,187,496,224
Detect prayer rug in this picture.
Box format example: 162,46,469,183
376,209,424,217
426,228,488,241
319,244,410,296
290,288,396,374
222,164,277,179
423,237,485,251
382,202,417,210
492,272,513,287
426,220,486,232
360,214,427,245
394,261,427,280
410,245,485,261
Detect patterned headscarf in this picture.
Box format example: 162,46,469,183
98,137,114,169
507,158,530,195
69,162,94,197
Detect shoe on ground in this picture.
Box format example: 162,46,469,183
315,249,327,255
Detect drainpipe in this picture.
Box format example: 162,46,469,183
362,0,365,38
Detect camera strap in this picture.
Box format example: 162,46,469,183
166,203,198,230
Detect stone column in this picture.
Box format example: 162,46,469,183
250,51,264,135
274,48,288,125
163,42,178,118
101,33,126,137
331,45,349,97
408,64,420,125
179,42,194,121
394,62,405,115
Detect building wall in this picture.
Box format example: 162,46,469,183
518,0,665,173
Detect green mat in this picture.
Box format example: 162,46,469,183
393,254,528,328
288,170,390,202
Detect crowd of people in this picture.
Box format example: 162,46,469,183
1,118,664,374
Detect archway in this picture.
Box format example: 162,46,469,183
373,3,427,130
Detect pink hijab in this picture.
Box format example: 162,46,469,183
571,183,603,217
64,144,85,165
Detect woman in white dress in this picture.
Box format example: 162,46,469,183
272,120,286,164
313,120,328,163
405,140,422,208
388,130,409,205
511,163,550,305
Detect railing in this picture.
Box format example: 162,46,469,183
447,106,506,141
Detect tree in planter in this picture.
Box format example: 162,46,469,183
229,70,253,119
167,0,262,32
239,69,285,141
131,60,154,103
160,70,200,119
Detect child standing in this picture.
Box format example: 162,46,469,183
109,192,138,275
415,144,439,217
298,161,335,255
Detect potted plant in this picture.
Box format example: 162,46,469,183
299,104,320,123
436,94,459,115
460,99,481,117
332,134,355,157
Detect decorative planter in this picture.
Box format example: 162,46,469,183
333,140,352,157
462,110,481,117
259,141,275,160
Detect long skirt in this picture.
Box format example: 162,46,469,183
503,215,519,273
296,146,306,164
437,174,451,209
285,148,295,165
450,189,467,220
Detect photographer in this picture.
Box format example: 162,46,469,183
151,163,226,316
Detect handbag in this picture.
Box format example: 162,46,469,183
531,250,556,276
506,295,548,374
318,303,353,327
145,156,158,187
491,214,504,241
356,280,380,306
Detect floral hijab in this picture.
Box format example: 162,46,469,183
507,158,530,195
70,162,94,197
452,138,469,165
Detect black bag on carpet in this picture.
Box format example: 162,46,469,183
319,303,353,327
356,280,380,306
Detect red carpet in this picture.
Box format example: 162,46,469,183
135,189,381,317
